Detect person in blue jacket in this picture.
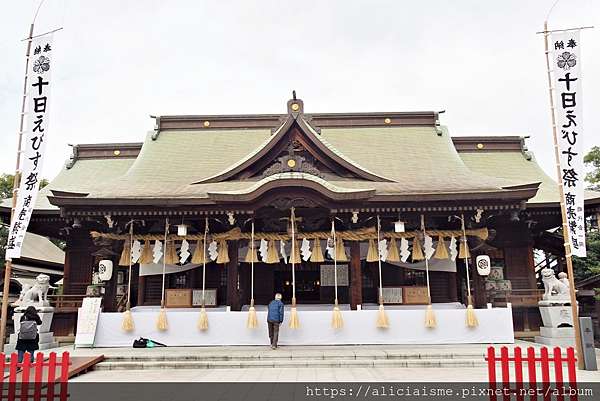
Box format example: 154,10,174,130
267,293,284,349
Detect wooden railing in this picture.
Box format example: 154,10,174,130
488,289,544,307
47,295,86,313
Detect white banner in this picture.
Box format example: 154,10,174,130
550,30,586,257
6,35,54,260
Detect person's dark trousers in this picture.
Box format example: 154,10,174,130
17,350,35,363
267,320,280,347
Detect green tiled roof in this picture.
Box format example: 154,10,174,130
84,125,521,200
459,149,600,205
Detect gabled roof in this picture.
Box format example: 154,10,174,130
454,136,600,207
17,232,65,268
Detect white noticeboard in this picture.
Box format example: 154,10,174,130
74,297,103,348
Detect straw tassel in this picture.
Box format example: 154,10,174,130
376,303,389,328
192,240,209,264
424,304,437,328
411,236,424,261
366,239,379,262
332,301,343,329
335,237,348,262
164,240,179,265
138,240,152,264
310,240,324,263
244,241,259,263
265,240,279,264
289,302,300,329
433,236,449,260
156,302,168,331
386,238,400,262
121,309,134,332
197,307,209,330
247,300,258,329
458,238,471,259
466,296,478,328
289,240,301,264
118,240,131,266
216,240,230,264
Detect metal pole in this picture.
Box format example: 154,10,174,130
0,23,35,352
543,20,584,369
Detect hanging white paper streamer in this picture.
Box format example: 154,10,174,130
400,238,410,262
131,240,142,263
179,239,190,264
280,240,288,263
208,240,218,261
152,240,163,264
424,234,435,260
300,238,312,261
259,239,268,262
449,236,458,261
326,237,335,259
378,239,388,262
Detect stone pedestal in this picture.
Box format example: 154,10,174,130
4,309,58,354
535,302,576,347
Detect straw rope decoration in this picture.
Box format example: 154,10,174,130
331,219,343,329
288,208,300,329
421,215,436,329
246,220,258,329
156,218,169,331
198,218,209,331
461,214,478,328
375,215,389,328
121,221,135,332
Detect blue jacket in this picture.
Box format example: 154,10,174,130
267,299,284,323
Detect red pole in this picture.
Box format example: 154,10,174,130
566,347,578,401
59,352,69,401
501,346,511,401
514,347,524,401
540,347,550,401
46,352,56,401
33,353,44,401
19,352,31,401
487,346,497,401
0,354,5,399
8,353,18,401
526,347,537,401
553,347,564,401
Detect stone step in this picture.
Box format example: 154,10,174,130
93,358,487,371
101,352,484,362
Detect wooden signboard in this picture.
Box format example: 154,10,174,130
165,289,192,308
192,289,218,307
380,287,403,304
403,286,429,304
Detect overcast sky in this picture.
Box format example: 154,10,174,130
0,0,598,181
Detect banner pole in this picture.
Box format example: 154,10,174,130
543,20,584,369
0,23,35,353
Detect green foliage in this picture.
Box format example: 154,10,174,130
573,231,600,282
584,146,600,191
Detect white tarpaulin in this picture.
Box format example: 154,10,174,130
6,35,54,260
88,306,514,347
551,30,586,257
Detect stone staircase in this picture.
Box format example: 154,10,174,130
90,346,490,371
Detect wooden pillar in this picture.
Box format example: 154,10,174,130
350,241,362,310
448,272,458,302
226,240,241,311
137,274,146,306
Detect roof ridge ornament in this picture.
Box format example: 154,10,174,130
287,91,304,117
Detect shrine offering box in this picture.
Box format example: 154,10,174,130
165,289,193,308
402,286,429,304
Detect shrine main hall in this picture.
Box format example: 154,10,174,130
3,96,599,346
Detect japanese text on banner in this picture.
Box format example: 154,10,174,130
5,35,54,260
551,30,586,257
